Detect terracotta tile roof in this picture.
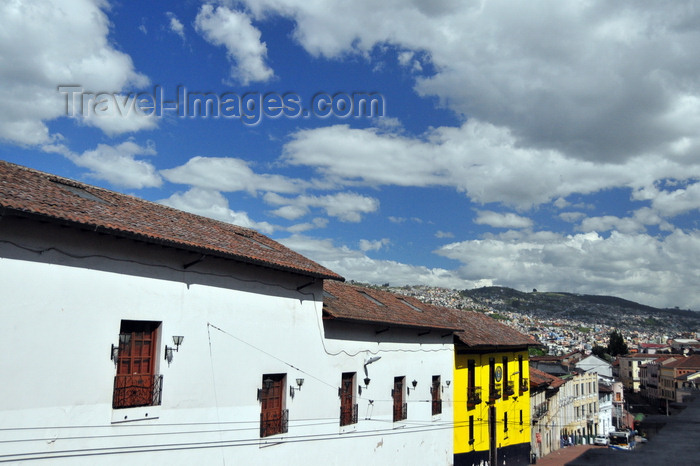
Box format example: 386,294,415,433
447,308,537,350
322,281,460,332
0,161,343,280
665,355,700,369
529,367,565,389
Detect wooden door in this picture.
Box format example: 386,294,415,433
393,377,405,421
340,372,355,425
260,374,285,437
113,321,159,408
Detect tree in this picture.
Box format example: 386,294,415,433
607,330,628,356
591,345,611,361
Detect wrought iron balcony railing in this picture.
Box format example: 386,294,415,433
340,403,358,426
489,383,501,401
393,402,408,422
505,380,516,396
260,409,289,438
467,386,482,405
520,378,529,393
432,399,443,415
112,374,163,409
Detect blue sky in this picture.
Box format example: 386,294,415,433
2,0,700,310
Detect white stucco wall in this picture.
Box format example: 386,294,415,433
0,218,454,464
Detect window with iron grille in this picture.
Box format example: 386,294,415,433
393,376,407,422
431,375,442,415
340,372,358,426
113,320,162,409
467,359,481,408
469,415,475,445
259,374,287,437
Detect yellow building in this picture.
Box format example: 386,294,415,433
449,311,536,466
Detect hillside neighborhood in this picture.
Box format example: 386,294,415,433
1,160,699,465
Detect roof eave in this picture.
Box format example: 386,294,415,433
1,207,344,281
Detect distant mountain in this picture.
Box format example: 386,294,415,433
460,286,700,332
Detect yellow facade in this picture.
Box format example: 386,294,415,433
454,349,531,463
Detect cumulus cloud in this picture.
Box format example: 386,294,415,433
237,0,700,164
279,235,468,289
161,156,307,195
194,4,274,84
0,0,150,146
436,229,700,309
42,140,161,189
166,12,185,40
475,210,534,229
359,238,390,252
159,188,275,234
264,191,380,222
282,122,700,209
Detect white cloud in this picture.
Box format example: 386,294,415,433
42,141,161,189
264,191,379,222
237,0,700,166
166,12,185,40
159,188,275,234
194,5,274,84
559,212,586,223
161,156,307,195
474,210,534,229
279,235,468,289
359,238,390,252
283,121,700,209
436,229,700,309
0,0,149,145
435,231,454,239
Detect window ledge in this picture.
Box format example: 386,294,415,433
111,405,161,424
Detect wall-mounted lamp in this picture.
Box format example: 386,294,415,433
290,378,304,398
358,377,371,396
257,377,275,401
164,335,184,364
408,379,418,394
110,333,131,366
443,380,451,392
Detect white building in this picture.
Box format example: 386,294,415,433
0,161,456,465
576,355,612,379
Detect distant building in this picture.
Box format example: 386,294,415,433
576,355,612,379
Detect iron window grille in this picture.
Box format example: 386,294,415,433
468,386,482,406
393,402,408,422
112,374,163,409
340,403,359,426
489,383,501,401
260,409,288,437
520,377,529,393
432,399,443,416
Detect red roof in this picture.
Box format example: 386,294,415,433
0,161,343,280
446,308,537,349
665,355,700,369
323,281,460,331
529,367,564,389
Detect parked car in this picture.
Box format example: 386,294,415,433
594,435,609,446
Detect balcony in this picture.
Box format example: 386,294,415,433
467,386,482,405
340,403,358,426
532,402,548,421
393,402,408,422
260,409,289,437
112,374,163,409
432,399,443,415
489,383,502,401
505,380,516,396
519,378,529,393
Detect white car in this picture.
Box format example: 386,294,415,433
594,435,609,446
